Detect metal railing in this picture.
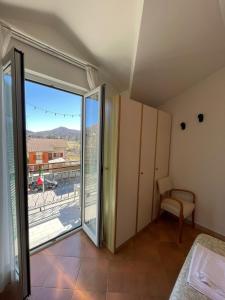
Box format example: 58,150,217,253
27,160,80,174
28,168,81,227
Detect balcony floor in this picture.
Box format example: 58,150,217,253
28,171,98,249
29,203,81,249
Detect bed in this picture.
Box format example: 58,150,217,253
169,233,225,300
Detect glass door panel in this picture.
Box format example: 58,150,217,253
24,81,82,250
82,85,104,246
2,48,30,299
3,64,19,276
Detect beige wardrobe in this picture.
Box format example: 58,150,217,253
103,92,171,252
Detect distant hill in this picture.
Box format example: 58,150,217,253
26,127,80,141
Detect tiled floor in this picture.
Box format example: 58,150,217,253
30,214,203,300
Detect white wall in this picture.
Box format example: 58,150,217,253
160,67,225,236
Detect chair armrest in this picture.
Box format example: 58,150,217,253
171,188,196,204
162,196,184,217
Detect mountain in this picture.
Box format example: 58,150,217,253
26,127,80,140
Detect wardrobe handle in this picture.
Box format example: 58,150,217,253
140,172,144,175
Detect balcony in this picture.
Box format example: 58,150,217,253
28,161,81,249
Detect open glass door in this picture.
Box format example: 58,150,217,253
82,85,105,247
2,48,30,299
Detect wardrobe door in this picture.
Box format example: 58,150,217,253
116,93,142,248
152,110,172,220
137,105,157,232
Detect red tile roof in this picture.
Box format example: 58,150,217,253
27,138,67,152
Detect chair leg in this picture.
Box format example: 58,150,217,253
192,210,195,228
178,215,184,243
156,207,161,223
156,196,163,223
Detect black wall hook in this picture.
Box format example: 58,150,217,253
180,122,186,130
198,113,204,123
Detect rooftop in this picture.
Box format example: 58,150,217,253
27,138,67,152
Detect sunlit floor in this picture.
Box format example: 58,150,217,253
30,214,204,300
29,203,81,249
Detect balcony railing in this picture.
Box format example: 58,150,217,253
27,160,80,174
28,165,82,248
27,160,98,249
28,168,81,226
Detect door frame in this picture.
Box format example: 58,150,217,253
20,72,104,252
3,48,31,299
82,85,105,247
23,77,84,252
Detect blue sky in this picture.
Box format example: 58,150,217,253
25,81,82,132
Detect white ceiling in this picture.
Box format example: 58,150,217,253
1,0,225,106
130,0,225,106
0,0,143,91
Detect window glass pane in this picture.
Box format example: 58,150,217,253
83,92,100,237
3,64,19,276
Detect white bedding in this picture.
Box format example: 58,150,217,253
170,234,225,300
187,243,225,300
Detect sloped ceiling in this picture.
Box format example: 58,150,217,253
1,0,225,106
130,0,225,106
0,0,143,91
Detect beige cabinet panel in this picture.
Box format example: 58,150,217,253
116,94,142,248
103,95,120,253
137,105,157,232
110,92,171,251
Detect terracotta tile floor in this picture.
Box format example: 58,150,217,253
30,214,203,300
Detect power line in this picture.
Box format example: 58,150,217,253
26,102,81,118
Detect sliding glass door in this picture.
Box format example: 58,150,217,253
82,85,104,247
2,48,30,299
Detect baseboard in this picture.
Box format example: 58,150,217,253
113,218,225,254
160,212,225,242
195,223,225,242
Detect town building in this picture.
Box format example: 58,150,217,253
27,138,67,164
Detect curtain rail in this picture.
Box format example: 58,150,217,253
0,20,98,71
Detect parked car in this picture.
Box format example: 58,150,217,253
28,177,58,193
44,178,58,190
